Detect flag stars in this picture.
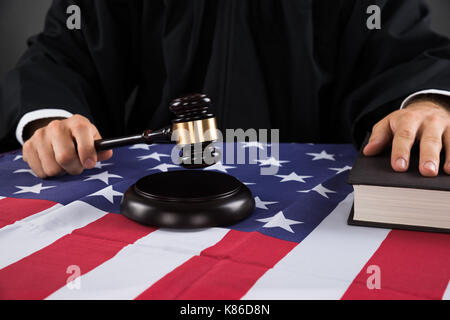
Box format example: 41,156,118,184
256,157,290,167
298,184,336,198
257,211,303,233
275,172,312,183
84,171,123,185
94,162,113,169
14,183,55,194
137,152,170,162
203,162,236,173
329,165,352,175
88,186,123,204
13,169,38,177
129,143,154,151
306,150,335,161
147,163,179,172
254,196,278,210
241,141,266,150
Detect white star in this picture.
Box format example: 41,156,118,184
84,171,123,185
329,165,352,175
88,186,123,204
94,162,113,169
257,211,303,233
298,184,336,198
13,169,37,177
14,155,23,161
129,144,153,151
241,141,266,150
147,163,179,172
306,150,335,161
203,162,236,173
254,196,278,210
275,172,312,183
256,157,290,167
14,183,55,195
137,152,170,162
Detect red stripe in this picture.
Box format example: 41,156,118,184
136,230,297,300
342,230,450,300
0,197,57,228
0,213,156,300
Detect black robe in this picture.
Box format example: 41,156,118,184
1,0,450,151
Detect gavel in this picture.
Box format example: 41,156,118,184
94,94,220,168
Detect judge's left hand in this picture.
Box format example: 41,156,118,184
363,99,450,176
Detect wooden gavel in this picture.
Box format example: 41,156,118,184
94,94,220,168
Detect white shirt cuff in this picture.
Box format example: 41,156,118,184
400,89,450,109
16,108,73,145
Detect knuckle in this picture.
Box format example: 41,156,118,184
425,114,444,125
47,119,62,132
33,128,45,139
421,135,442,146
396,128,415,140
22,141,32,153
55,150,75,166
401,111,418,122
72,121,89,133
70,114,89,125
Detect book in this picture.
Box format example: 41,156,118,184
347,134,450,233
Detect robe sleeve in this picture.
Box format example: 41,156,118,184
0,0,138,149
334,0,450,147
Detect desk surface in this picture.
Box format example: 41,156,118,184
0,143,448,300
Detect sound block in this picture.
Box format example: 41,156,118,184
120,170,255,228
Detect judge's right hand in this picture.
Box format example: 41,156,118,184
22,114,113,179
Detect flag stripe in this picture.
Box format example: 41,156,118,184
136,229,297,300
341,230,450,300
0,197,58,229
242,193,391,300
0,201,106,270
46,227,229,299
0,213,155,299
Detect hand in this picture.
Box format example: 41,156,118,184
22,114,113,178
363,99,450,176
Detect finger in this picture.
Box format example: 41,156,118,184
363,117,392,156
418,117,445,176
93,130,113,162
390,115,422,172
22,141,46,179
50,125,84,175
35,136,65,177
444,127,450,175
71,122,98,169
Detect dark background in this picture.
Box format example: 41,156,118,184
0,0,449,81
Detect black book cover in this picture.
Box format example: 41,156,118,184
347,133,450,233
348,133,450,191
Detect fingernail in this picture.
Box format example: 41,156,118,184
395,158,407,170
424,161,437,173
84,158,95,169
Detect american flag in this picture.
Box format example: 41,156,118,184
0,142,449,300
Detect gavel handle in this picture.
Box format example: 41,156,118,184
94,126,172,151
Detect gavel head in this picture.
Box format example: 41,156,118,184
169,94,220,168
